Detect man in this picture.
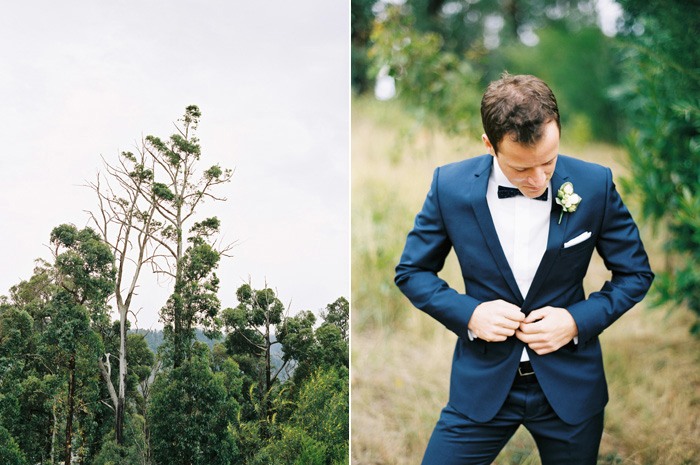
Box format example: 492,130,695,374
394,74,653,464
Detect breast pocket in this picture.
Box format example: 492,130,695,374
559,239,594,257
551,241,595,283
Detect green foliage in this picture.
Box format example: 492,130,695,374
369,5,482,135
289,367,349,463
190,216,221,238
101,322,155,408
151,182,175,201
169,133,201,159
0,425,27,465
224,285,284,360
50,224,115,312
7,260,56,326
0,305,28,445
222,283,287,430
224,292,349,464
502,23,622,142
123,150,155,184
351,0,376,93
0,306,33,371
0,307,35,452
278,310,316,364
0,105,252,463
160,238,222,364
182,104,202,127
42,291,108,461
250,425,328,465
362,1,622,144
252,367,349,465
616,0,700,333
142,106,232,368
403,0,598,56
148,344,240,465
315,324,348,368
43,224,116,462
92,414,149,465
278,307,349,389
43,291,93,355
15,375,57,464
322,297,349,340
205,164,223,179
126,333,156,385
1,281,349,464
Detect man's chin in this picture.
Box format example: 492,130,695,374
521,188,547,199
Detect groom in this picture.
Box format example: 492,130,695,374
395,74,653,464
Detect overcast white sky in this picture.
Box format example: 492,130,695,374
0,1,349,329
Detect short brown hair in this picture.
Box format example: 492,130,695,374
480,73,561,155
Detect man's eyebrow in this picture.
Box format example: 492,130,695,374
512,155,557,170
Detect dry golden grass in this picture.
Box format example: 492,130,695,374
351,97,700,465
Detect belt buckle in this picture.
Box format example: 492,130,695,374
518,364,535,377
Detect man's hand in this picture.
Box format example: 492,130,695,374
515,306,578,355
468,300,524,342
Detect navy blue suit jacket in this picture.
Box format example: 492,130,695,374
395,154,653,425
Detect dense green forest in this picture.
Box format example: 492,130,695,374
0,107,349,465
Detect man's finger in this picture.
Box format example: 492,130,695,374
497,318,521,331
515,330,538,343
529,342,557,355
523,308,547,323
500,307,525,322
518,319,543,333
482,332,508,342
494,326,516,337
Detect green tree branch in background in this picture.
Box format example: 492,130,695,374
361,0,623,143
369,4,483,136
616,0,700,333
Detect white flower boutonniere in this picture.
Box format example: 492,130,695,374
555,182,582,224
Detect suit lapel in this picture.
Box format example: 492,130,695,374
470,157,524,304
522,160,571,311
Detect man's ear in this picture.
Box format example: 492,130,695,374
482,134,496,157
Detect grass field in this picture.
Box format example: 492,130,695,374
351,96,700,465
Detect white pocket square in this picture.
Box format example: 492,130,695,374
564,231,592,248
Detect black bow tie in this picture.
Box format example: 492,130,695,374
498,185,548,201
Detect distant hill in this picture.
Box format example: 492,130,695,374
131,328,222,353
129,328,287,379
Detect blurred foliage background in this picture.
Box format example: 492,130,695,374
351,0,700,463
353,0,623,142
351,0,700,336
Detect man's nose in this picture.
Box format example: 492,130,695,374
528,169,547,187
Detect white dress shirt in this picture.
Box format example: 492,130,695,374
486,158,550,362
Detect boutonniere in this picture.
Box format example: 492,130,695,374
555,182,582,224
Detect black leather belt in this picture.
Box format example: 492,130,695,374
518,361,535,376
515,361,538,384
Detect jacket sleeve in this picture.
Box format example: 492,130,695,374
394,168,481,340
566,168,654,345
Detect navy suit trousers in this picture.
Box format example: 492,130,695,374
421,374,604,465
